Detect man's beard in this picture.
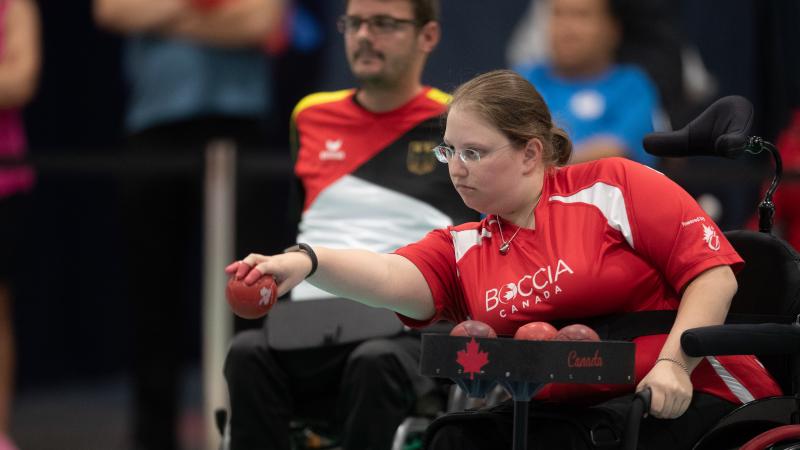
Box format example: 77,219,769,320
354,71,395,89
350,42,396,88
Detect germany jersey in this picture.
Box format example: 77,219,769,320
290,87,477,300
395,157,781,405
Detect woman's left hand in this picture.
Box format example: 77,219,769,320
636,359,693,419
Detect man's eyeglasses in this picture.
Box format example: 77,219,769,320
432,143,514,164
337,15,419,35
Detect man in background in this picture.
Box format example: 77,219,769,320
223,0,476,449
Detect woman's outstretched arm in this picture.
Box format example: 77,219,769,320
229,247,436,321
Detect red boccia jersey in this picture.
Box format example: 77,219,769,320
395,157,782,405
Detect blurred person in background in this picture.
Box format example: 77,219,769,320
93,0,286,448
747,108,800,251
0,0,40,449
772,110,800,251
508,0,715,130
514,0,665,166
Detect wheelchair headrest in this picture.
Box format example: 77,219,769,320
644,95,754,159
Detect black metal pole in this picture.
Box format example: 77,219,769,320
745,137,783,234
623,388,651,450
512,399,529,450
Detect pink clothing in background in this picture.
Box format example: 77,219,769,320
0,0,34,198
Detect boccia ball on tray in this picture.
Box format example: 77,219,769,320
450,320,498,338
225,273,278,319
513,321,558,340
554,324,600,341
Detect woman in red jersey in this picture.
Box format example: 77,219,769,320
228,70,781,449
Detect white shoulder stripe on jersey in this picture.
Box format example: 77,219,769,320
706,356,756,403
549,182,634,248
450,227,491,263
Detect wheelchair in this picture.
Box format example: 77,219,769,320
217,297,453,450
664,97,800,449
419,96,800,450
218,96,800,450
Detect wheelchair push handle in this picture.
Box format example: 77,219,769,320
632,387,652,414
622,387,652,450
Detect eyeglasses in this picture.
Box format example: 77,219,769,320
433,143,514,164
337,15,419,35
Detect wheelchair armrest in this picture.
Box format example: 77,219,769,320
681,323,800,357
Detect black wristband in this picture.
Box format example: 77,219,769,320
284,243,318,278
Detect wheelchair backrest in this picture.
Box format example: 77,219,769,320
725,230,800,393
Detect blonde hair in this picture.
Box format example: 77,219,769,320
448,69,573,166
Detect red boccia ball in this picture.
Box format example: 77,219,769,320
225,274,278,319
513,321,558,340
450,320,498,338
554,324,601,341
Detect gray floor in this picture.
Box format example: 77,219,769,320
10,368,207,450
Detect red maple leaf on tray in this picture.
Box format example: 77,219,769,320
456,337,489,380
